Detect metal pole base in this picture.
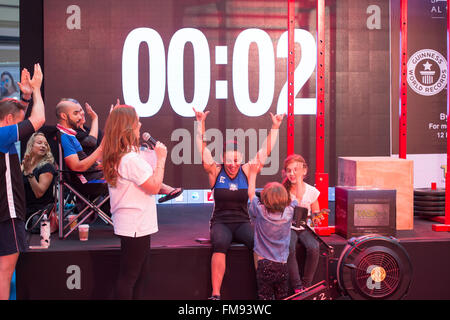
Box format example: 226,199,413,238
432,224,450,232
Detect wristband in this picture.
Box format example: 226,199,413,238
22,97,32,103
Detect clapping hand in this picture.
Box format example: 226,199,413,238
29,63,43,91
22,154,33,175
85,102,98,120
17,68,32,98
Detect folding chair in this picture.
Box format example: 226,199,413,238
40,126,113,239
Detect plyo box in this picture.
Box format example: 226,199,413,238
338,157,413,230
335,186,396,239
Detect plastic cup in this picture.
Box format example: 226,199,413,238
78,224,89,241
68,214,78,230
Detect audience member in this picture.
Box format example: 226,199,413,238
22,132,56,218
0,71,20,100
0,64,45,299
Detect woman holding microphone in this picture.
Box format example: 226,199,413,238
102,105,167,300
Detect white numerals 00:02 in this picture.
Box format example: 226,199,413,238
122,27,317,118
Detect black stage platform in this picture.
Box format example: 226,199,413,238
16,204,450,300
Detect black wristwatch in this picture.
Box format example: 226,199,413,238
26,173,34,179
21,97,32,103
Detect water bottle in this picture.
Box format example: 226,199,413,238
40,214,50,248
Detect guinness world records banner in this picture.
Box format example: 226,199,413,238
391,0,447,188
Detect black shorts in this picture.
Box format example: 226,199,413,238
210,222,254,254
0,219,28,256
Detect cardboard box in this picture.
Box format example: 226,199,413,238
338,157,413,230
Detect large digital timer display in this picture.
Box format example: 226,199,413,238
122,27,317,118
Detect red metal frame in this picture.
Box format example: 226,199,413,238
286,0,331,234
446,1,450,227
314,0,332,235
399,0,407,159
287,0,295,155
433,3,450,231
316,0,325,174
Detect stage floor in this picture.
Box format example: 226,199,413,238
17,204,450,300
26,203,450,250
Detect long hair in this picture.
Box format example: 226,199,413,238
1,71,19,94
23,132,54,169
282,154,307,193
261,182,290,213
102,105,140,187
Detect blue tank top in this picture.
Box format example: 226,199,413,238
211,165,249,224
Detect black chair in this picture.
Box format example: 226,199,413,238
40,125,113,239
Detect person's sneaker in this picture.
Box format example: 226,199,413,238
208,295,221,300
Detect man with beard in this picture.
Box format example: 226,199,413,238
56,98,104,182
55,98,107,221
56,98,182,204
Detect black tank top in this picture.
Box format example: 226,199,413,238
211,165,249,224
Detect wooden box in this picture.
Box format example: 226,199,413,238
335,186,396,239
338,157,414,230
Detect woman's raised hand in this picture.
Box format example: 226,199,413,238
192,107,210,122
270,112,285,129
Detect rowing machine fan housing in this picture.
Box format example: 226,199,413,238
337,235,412,300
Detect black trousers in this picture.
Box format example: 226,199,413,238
256,259,289,300
115,234,152,300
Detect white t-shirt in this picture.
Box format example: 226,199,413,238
290,182,320,228
108,151,158,237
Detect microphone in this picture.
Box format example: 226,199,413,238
142,132,157,149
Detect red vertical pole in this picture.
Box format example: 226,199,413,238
287,0,295,155
316,0,325,174
446,2,450,227
315,0,332,235
433,4,450,231
399,0,407,159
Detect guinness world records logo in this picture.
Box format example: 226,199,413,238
407,49,447,96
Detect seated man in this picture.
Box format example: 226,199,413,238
55,98,181,204
56,98,104,185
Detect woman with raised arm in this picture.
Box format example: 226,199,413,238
102,105,167,300
193,107,284,300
